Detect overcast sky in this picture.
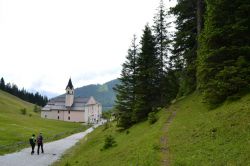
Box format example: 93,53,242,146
0,0,176,98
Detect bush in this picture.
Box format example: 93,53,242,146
33,105,41,113
148,112,157,124
101,135,116,150
20,108,26,115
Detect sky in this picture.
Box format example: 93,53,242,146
0,0,176,98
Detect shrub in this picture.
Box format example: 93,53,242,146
148,112,157,124
20,108,26,115
101,135,116,150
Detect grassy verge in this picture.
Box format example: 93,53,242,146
168,92,250,165
53,109,171,166
0,90,88,155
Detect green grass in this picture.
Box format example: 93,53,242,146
0,90,88,155
53,109,171,166
168,92,250,165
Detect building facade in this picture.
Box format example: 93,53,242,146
41,78,102,123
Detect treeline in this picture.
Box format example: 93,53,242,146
114,0,250,129
0,77,48,106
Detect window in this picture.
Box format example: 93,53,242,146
68,116,70,120
58,110,59,114
68,110,70,114
58,116,59,120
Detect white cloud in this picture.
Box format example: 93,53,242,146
0,0,176,97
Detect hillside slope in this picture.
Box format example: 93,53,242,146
53,109,171,166
73,79,119,110
53,92,250,165
0,90,87,155
168,92,250,165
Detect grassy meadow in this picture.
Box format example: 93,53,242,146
52,91,250,166
168,92,250,165
53,109,171,166
0,90,88,155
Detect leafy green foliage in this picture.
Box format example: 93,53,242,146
101,135,116,150
20,108,27,115
148,112,157,124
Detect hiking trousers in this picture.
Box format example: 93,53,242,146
37,143,44,154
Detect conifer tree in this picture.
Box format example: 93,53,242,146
153,0,172,105
114,35,138,128
170,0,198,96
0,77,5,90
197,0,250,106
133,25,160,122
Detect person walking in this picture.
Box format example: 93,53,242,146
37,133,44,155
29,134,36,155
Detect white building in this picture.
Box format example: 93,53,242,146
41,78,102,123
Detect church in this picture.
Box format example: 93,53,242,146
41,78,102,123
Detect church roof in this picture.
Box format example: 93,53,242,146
42,96,100,111
66,78,74,89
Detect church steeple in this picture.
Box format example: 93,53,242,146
66,78,74,90
65,78,74,107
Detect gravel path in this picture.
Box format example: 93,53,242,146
0,123,101,166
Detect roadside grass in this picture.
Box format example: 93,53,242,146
53,109,171,166
168,92,250,165
0,90,88,155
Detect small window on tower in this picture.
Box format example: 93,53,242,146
68,116,70,120
68,110,70,114
58,110,59,113
67,91,70,94
58,116,59,120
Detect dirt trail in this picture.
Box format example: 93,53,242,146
161,108,177,166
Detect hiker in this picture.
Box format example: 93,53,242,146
29,134,36,155
37,132,44,155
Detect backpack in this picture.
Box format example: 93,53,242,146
29,137,35,145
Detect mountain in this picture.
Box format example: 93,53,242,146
74,79,119,111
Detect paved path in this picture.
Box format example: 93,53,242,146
0,123,101,166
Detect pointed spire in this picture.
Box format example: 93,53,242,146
66,78,74,90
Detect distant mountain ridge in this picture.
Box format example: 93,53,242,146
59,79,119,111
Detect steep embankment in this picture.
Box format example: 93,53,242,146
53,110,171,166
0,90,86,155
52,92,250,166
167,92,250,165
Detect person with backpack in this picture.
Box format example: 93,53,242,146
29,134,36,155
37,132,44,155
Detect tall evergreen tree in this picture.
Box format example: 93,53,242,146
153,0,172,105
114,35,138,128
170,0,198,96
197,0,250,106
133,25,161,122
0,77,5,90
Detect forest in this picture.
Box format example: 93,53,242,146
114,0,250,128
0,77,48,106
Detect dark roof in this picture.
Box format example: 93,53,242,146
66,78,74,89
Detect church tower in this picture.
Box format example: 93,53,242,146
65,78,74,107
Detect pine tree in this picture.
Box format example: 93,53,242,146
133,25,161,122
170,0,198,96
197,0,250,106
0,77,5,90
153,0,171,105
114,35,138,128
